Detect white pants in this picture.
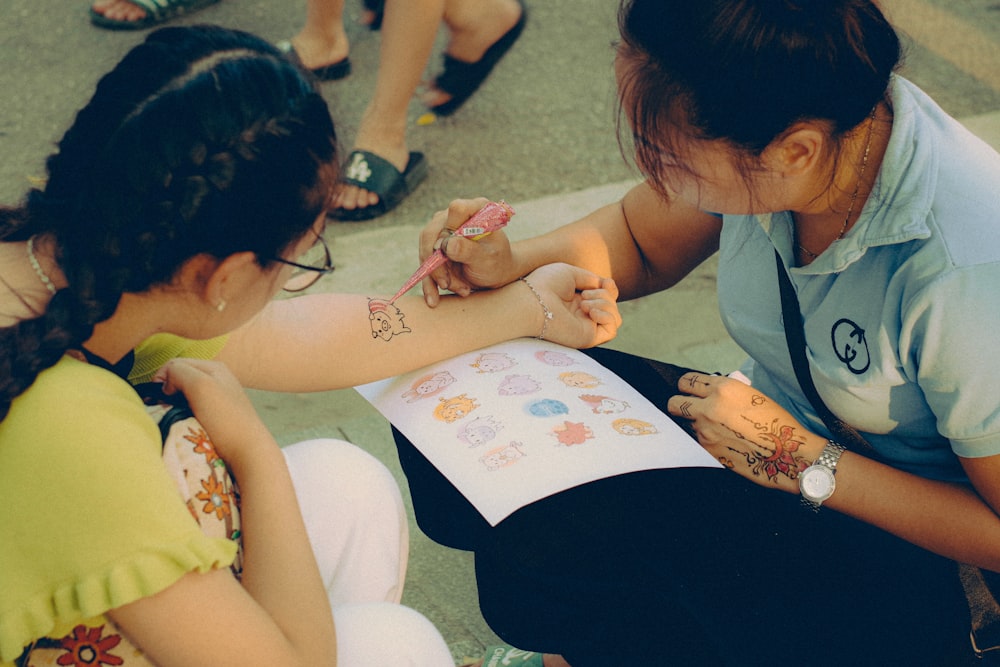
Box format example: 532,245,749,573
283,438,453,666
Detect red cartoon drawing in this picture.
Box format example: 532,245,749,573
550,420,594,446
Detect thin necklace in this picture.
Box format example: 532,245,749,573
798,107,878,260
26,235,58,295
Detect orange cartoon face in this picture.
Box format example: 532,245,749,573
433,394,480,423
611,418,658,436
558,371,601,389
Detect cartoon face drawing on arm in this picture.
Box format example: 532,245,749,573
368,298,412,341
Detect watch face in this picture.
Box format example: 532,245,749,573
801,466,835,502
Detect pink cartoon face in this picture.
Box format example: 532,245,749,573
535,350,575,366
433,394,480,423
401,371,456,402
457,416,504,446
470,352,517,373
497,374,541,396
578,394,630,414
368,299,411,341
480,441,527,471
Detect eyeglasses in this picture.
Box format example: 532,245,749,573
271,232,335,292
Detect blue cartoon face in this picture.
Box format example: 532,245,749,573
526,399,569,417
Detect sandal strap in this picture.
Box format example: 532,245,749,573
122,0,206,20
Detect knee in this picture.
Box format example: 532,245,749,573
333,602,451,665
283,438,405,523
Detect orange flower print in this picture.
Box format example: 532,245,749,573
57,625,124,666
184,426,219,465
196,475,232,520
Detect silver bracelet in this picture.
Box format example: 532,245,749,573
519,276,553,340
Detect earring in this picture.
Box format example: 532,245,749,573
216,299,227,313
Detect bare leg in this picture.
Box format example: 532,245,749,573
90,0,148,22
421,0,523,109
333,0,444,213
289,0,350,70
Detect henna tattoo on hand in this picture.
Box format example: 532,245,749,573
679,400,693,418
686,374,710,390
751,394,766,406
729,417,807,483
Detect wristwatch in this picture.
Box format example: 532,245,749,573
799,440,847,512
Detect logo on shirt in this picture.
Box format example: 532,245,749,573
831,318,870,375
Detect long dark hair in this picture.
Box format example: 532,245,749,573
0,25,339,419
617,0,901,197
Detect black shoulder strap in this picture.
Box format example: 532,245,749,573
78,347,135,381
773,249,873,453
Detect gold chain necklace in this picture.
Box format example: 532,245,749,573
797,107,878,260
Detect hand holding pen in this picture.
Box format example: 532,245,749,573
389,200,515,303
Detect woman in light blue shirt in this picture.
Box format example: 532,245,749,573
401,0,1000,664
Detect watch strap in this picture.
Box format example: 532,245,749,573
799,440,847,511
815,440,847,471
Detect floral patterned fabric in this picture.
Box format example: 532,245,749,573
6,385,241,667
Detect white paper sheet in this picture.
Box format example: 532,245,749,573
356,340,721,525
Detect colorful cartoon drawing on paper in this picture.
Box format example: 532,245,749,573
480,441,527,471
527,398,569,417
497,374,541,395
457,416,504,447
368,299,411,341
433,394,480,422
612,418,659,436
401,371,456,402
470,351,517,373
551,420,594,446
535,349,576,366
579,394,630,414
558,371,601,389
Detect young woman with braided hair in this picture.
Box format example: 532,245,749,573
0,26,620,667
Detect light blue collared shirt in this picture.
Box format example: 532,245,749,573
716,76,1000,482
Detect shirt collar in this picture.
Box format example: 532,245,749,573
755,76,936,275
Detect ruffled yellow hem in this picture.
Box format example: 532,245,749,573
0,535,237,662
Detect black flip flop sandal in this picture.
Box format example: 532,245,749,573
331,150,429,222
428,0,527,117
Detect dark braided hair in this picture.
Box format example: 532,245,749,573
616,0,901,198
0,25,339,420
